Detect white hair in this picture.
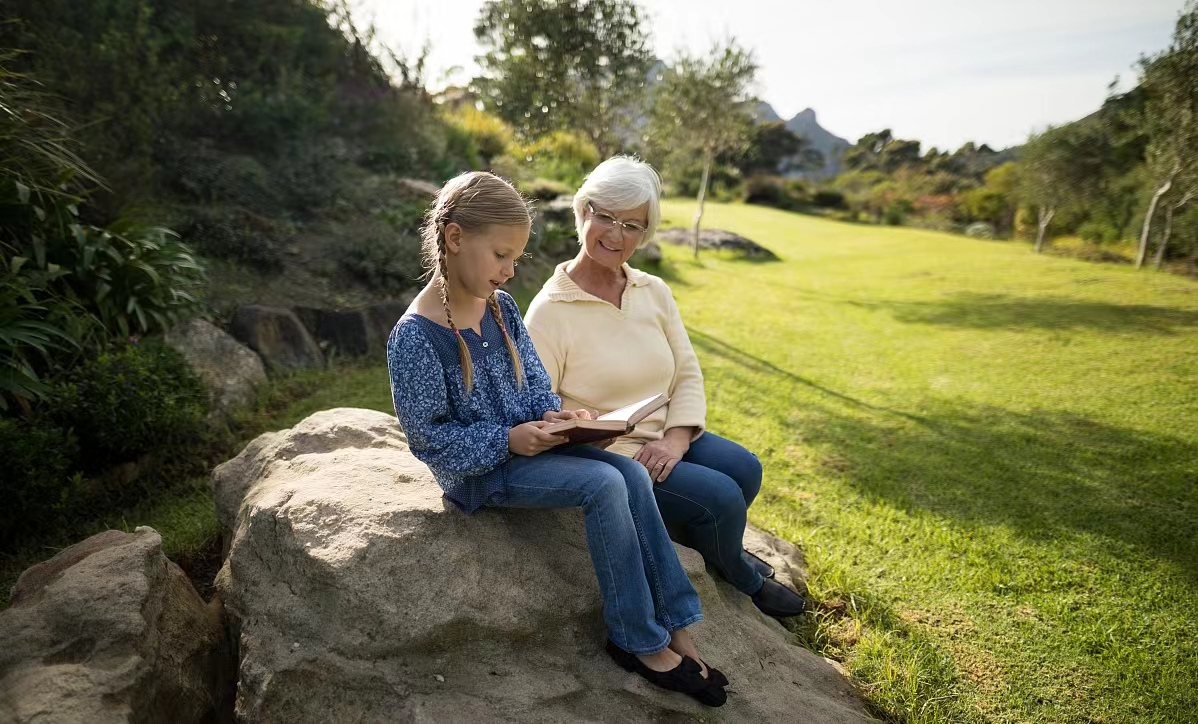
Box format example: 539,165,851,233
572,156,662,248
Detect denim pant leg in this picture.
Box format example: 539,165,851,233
652,433,765,595
499,450,699,654
556,445,703,634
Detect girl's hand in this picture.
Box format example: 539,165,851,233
509,421,567,456
542,409,592,423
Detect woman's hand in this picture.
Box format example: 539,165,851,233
634,431,691,483
509,421,567,456
542,409,592,423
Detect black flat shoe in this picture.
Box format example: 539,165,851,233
750,578,807,618
744,548,776,579
700,659,728,688
605,640,727,707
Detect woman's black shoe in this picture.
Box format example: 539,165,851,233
750,578,806,618
605,640,727,707
743,549,776,579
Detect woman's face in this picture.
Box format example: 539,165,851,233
581,201,649,272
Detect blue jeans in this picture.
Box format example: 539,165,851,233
652,432,765,596
498,444,703,655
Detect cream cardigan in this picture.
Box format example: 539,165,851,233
524,261,706,458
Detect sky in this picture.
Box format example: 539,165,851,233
355,0,1184,151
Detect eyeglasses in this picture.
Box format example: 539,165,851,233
587,202,648,239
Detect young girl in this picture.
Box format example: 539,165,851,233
386,171,728,706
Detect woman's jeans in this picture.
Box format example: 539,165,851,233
499,444,703,655
651,432,765,596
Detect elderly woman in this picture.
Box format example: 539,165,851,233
524,156,806,619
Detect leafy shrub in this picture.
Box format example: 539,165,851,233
517,131,601,187
163,140,279,211
812,189,847,209
51,341,208,474
184,208,286,273
0,417,81,548
1078,221,1120,244
339,222,425,294
448,107,514,166
744,174,807,211
521,177,572,201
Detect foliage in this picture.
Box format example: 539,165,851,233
743,174,808,211
182,207,286,273
338,223,425,295
472,0,653,154
515,130,601,187
735,121,821,176
446,106,515,167
50,341,208,473
0,417,81,549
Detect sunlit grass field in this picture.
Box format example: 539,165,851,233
7,201,1193,722
654,200,1198,722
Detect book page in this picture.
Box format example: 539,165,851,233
597,394,667,424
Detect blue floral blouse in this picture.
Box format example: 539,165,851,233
386,290,561,512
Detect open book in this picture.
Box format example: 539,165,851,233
541,393,669,445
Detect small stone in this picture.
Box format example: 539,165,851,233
292,642,301,651
434,674,445,683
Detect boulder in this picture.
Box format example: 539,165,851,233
397,178,441,200
213,408,872,723
229,305,325,373
293,307,373,358
165,318,268,418
539,195,576,228
0,528,234,724
656,228,780,261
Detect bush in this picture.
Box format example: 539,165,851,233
50,341,208,474
338,223,425,294
521,177,572,201
184,208,286,273
744,174,808,211
518,131,601,187
1078,221,1120,244
0,417,81,548
812,189,847,209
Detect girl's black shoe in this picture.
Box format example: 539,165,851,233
700,659,728,688
605,640,727,707
744,548,776,579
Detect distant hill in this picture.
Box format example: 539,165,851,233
754,102,851,180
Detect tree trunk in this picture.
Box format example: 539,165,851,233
1155,191,1194,270
1138,173,1176,269
1034,206,1055,253
692,148,713,258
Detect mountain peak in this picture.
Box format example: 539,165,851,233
793,107,817,122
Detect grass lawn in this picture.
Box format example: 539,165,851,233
654,200,1198,722
5,202,1193,722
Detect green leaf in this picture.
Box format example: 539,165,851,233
15,180,30,204
11,256,27,273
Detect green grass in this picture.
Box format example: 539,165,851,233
656,200,1198,722
6,204,1194,722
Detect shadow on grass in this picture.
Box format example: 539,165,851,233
850,292,1198,335
693,329,1198,580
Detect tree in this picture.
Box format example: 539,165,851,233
1136,1,1198,268
648,41,757,256
735,121,822,176
472,0,653,155
1018,123,1107,252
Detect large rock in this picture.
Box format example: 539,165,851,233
213,408,872,722
229,305,325,373
165,318,268,418
292,297,415,362
0,528,234,723
656,228,780,261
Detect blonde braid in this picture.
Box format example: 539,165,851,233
437,236,475,394
487,293,525,389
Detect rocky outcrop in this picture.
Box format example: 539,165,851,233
213,407,872,723
0,528,233,724
165,318,268,418
229,305,325,373
656,228,780,261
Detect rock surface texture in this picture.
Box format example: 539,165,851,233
0,528,233,724
213,407,872,723
165,317,268,417
656,228,780,261
229,304,325,373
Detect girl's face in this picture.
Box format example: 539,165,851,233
581,201,649,272
445,222,530,299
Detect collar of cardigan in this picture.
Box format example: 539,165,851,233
541,260,651,302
